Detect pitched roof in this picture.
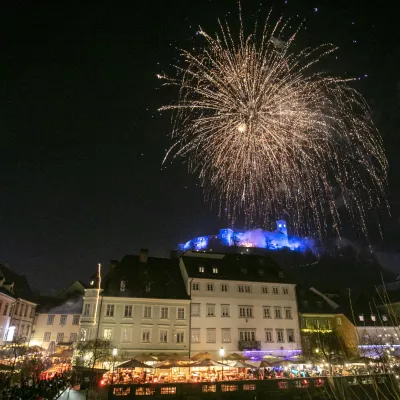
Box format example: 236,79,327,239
296,287,336,314
100,255,189,300
0,264,35,302
36,293,83,314
181,252,289,283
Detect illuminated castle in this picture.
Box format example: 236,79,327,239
179,220,314,253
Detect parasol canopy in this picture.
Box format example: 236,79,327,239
135,354,158,362
193,358,224,367
190,352,212,361
224,353,249,361
230,361,255,369
154,360,191,369
117,359,152,369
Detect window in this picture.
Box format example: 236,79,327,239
207,304,215,317
177,308,185,320
265,329,273,342
26,326,30,337
239,306,253,318
202,385,216,393
207,283,214,292
103,329,112,340
272,287,279,295
263,307,271,319
221,284,228,292
15,304,19,316
239,330,255,341
83,304,90,316
192,282,199,291
0,302,2,314
19,305,24,316
285,308,292,319
160,307,169,319
262,286,268,294
283,287,289,295
198,266,205,273
191,328,200,343
258,269,264,276
141,328,151,343
243,384,256,391
24,306,28,317
176,331,185,343
212,267,218,274
73,315,80,325
206,328,216,343
336,317,342,326
47,315,55,325
317,301,324,309
286,329,295,342
276,329,284,342
221,305,230,317
238,285,251,293
3,303,8,316
359,315,364,321
302,300,309,308
221,385,238,392
124,305,133,318
160,387,176,395
44,332,51,342
135,387,154,396
70,333,77,342
120,280,126,292
105,304,115,317
383,315,388,321
80,328,87,341
56,332,64,343
274,307,282,319
371,315,376,322
60,315,67,326
143,306,152,318
115,387,132,396
222,328,231,343
191,304,200,316
159,329,168,343
121,327,132,343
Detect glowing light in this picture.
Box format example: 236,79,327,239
159,11,387,237
93,263,102,326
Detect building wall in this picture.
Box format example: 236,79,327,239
335,314,359,357
181,273,301,358
80,290,190,358
30,313,81,350
0,292,14,344
356,325,400,358
8,299,37,344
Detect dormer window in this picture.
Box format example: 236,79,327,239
90,280,94,286
145,283,151,293
382,315,388,321
198,266,205,273
316,301,323,309
212,267,218,274
258,269,264,276
371,315,376,322
359,315,364,321
120,280,126,292
241,268,247,275
278,271,284,278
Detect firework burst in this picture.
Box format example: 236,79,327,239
159,11,388,237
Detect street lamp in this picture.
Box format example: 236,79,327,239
111,348,118,384
219,347,225,380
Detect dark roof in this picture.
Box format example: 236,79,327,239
181,253,289,283
101,255,189,300
296,287,336,314
0,264,35,302
37,293,83,314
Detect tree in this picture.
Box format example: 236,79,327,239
75,339,113,370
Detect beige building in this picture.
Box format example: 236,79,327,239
80,250,191,359
30,281,84,352
180,252,302,359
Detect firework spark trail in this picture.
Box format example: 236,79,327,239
159,13,388,237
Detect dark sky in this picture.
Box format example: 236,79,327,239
1,0,400,293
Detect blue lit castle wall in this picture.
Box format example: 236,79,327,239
179,220,314,253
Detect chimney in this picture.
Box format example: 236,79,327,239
139,249,149,263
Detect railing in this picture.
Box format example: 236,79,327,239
238,340,261,350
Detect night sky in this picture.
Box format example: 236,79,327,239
1,0,400,293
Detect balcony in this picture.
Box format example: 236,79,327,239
238,340,261,351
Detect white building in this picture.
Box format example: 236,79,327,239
30,281,85,352
80,250,191,359
180,252,302,359
0,288,15,344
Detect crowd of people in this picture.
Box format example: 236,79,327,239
0,372,68,400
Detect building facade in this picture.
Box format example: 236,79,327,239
30,281,85,352
80,251,191,359
180,252,302,359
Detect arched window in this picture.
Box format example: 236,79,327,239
120,280,126,292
